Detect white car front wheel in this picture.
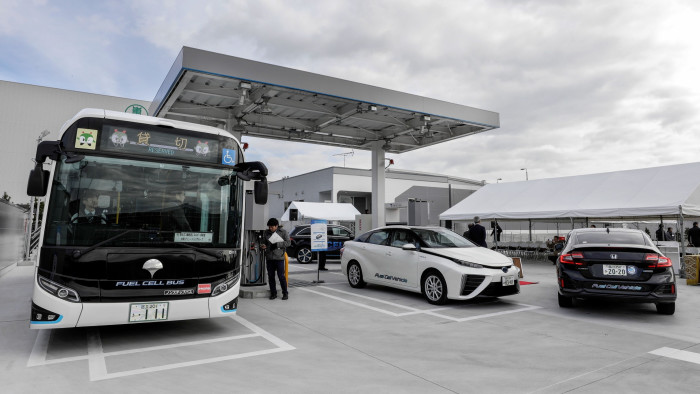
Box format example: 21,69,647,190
347,262,366,288
422,271,447,305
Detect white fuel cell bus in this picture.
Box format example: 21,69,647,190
26,109,268,329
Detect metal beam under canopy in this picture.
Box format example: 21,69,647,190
150,47,500,154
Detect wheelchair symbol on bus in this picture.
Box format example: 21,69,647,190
221,148,236,165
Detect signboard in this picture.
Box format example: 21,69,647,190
174,232,214,243
125,104,149,116
310,219,328,251
100,125,221,165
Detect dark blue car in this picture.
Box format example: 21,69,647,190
288,224,354,263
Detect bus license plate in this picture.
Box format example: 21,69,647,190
129,302,169,322
502,276,515,286
603,265,627,276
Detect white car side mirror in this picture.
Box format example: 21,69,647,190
402,243,417,251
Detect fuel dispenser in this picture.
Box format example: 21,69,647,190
243,190,268,286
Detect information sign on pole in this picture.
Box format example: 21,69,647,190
310,219,328,251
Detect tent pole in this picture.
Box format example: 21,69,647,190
680,205,686,277
528,219,532,242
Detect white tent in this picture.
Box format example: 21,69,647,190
440,162,700,221
280,201,361,221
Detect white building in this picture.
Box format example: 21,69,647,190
0,80,149,204
268,166,484,227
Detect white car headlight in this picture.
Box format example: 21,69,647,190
455,260,484,269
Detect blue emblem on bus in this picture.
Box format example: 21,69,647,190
221,149,236,166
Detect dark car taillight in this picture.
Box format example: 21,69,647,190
559,252,584,265
644,253,672,268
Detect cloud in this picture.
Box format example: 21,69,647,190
1,0,699,185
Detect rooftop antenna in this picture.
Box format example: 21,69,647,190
332,150,354,167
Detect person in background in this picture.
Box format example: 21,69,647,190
470,216,488,247
261,218,291,300
688,222,700,247
490,221,503,242
666,227,675,242
463,223,474,240
590,224,597,228
655,224,666,241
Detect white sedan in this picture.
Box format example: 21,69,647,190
340,226,520,304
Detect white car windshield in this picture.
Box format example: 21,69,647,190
412,228,476,248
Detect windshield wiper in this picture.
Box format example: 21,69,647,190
166,241,223,259
72,229,152,259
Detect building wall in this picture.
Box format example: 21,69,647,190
267,168,334,219
268,166,484,226
0,81,150,204
391,186,475,225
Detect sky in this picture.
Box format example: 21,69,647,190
2,0,699,184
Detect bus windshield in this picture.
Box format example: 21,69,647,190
43,155,244,248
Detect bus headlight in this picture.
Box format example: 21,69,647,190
38,276,81,303
211,272,240,297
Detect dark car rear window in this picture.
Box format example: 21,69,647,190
575,232,647,245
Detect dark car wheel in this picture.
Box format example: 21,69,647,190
656,302,675,315
347,262,366,288
422,271,448,305
296,247,314,264
558,292,573,308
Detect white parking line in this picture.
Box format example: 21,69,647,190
300,286,541,321
300,288,405,316
26,315,295,381
320,286,421,311
425,303,541,322
649,347,700,365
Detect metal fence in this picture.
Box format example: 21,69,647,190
0,200,28,271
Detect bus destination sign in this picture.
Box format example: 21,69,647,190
100,125,221,164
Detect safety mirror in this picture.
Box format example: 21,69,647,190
254,179,268,205
27,166,50,197
402,243,417,251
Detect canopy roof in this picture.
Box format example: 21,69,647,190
281,201,361,221
440,162,700,221
149,47,499,153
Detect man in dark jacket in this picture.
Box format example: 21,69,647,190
261,218,291,300
689,222,700,247
470,216,488,247
463,223,474,240
655,224,666,241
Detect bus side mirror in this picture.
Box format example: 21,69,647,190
27,165,50,197
254,179,267,205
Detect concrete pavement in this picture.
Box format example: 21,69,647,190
2,258,700,393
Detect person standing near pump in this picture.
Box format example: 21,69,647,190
470,216,488,247
261,218,291,300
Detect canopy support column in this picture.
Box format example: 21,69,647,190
371,141,386,228
680,205,686,277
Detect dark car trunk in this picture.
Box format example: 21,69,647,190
573,247,658,281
